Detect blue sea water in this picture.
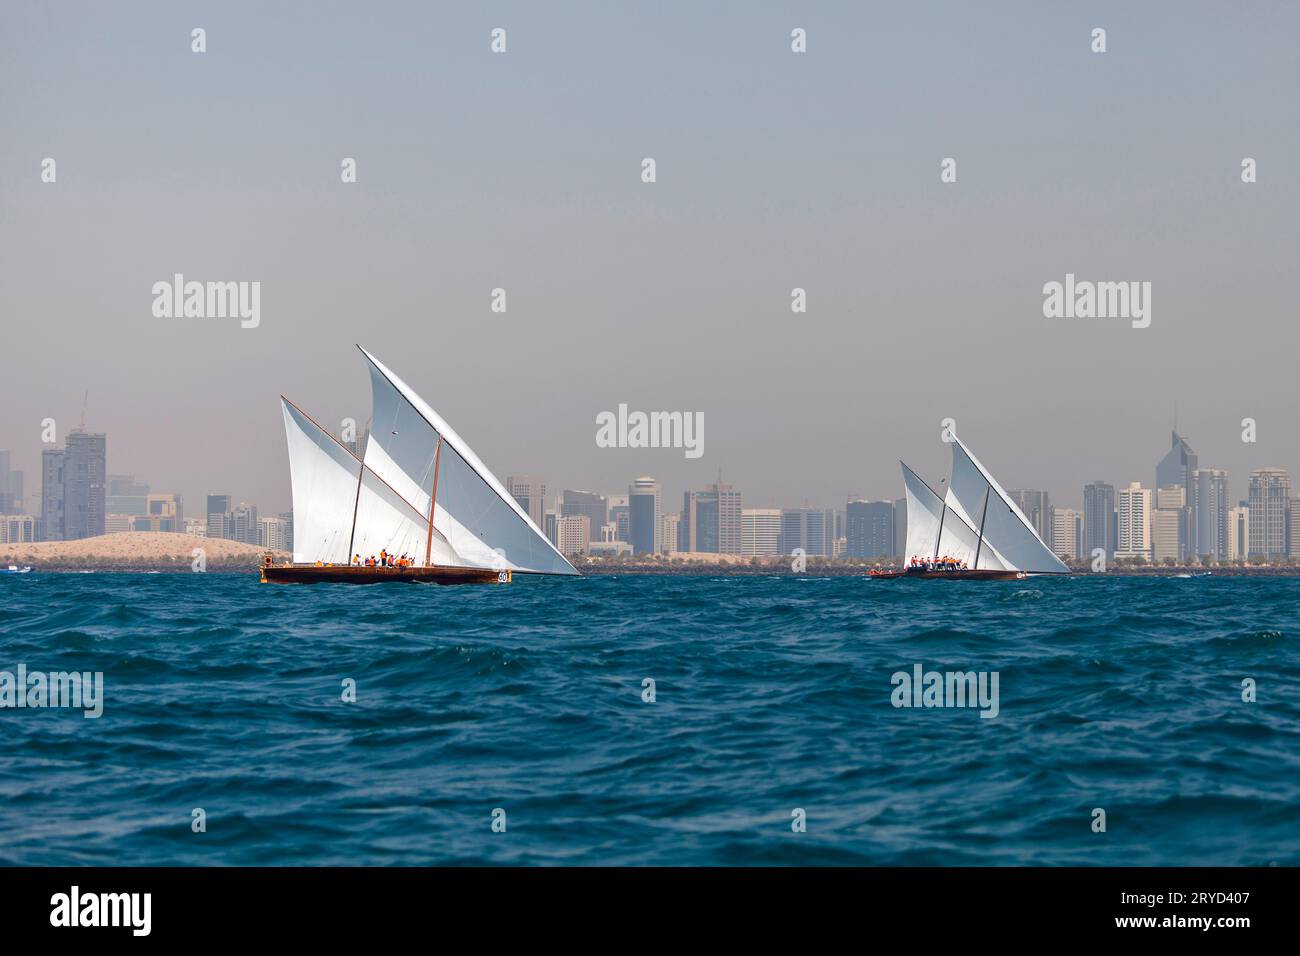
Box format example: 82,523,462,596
1,572,1297,866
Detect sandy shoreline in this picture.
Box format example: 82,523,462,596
0,532,285,570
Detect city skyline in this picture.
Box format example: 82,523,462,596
4,419,1296,563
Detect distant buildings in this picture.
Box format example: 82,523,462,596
36,431,106,541
1051,508,1084,560
1291,499,1300,560
555,514,590,557
1083,481,1116,559
657,512,679,555
779,508,834,557
629,477,661,555
893,496,907,559
106,474,150,515
0,450,24,514
561,490,606,544
507,475,547,532
1226,504,1249,561
258,514,291,551
1116,482,1152,560
679,482,741,554
0,514,37,544
1156,432,1197,561
206,494,231,540
1247,468,1291,558
741,508,781,556
1152,486,1186,563
845,499,894,559
1192,468,1229,561
202,495,259,545
61,431,107,540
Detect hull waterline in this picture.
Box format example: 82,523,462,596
868,568,1028,581
261,564,510,586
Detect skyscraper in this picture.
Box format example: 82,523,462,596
778,508,834,557
845,499,894,558
1152,486,1186,563
554,515,590,557
1116,482,1152,560
1290,499,1300,560
40,449,66,541
1226,504,1249,561
206,494,231,540
1156,432,1197,556
560,490,607,544
0,451,24,514
740,508,781,556
231,502,259,545
1192,468,1228,561
893,496,907,559
1083,481,1116,559
63,431,106,540
1248,468,1291,558
1051,507,1084,560
507,475,547,532
628,476,661,555
679,482,741,554
657,512,679,555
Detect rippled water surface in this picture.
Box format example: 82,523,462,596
1,572,1297,865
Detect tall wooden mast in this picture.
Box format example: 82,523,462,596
424,436,443,567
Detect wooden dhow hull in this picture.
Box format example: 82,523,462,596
868,568,1028,581
261,563,510,586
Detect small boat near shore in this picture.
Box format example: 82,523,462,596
266,346,578,586
4,565,33,574
872,434,1068,581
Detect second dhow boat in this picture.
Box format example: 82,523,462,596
870,434,1069,581
263,346,579,585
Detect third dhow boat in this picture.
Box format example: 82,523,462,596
870,434,1069,580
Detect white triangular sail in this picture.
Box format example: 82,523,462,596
281,399,362,565
948,436,1067,573
282,397,460,566
359,347,578,575
901,462,943,562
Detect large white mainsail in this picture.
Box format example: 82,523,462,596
947,436,1068,573
358,346,578,576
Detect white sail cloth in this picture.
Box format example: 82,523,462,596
947,436,1068,573
281,398,457,565
358,347,578,575
901,463,943,562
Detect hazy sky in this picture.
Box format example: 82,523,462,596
2,1,1297,516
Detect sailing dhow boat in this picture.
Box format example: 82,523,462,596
870,434,1069,580
262,346,578,585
